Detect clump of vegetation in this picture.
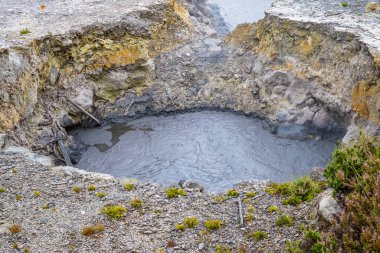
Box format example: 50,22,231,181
286,240,302,253
73,186,81,193
0,187,5,193
247,205,255,212
12,242,18,249
205,219,223,230
100,205,127,220
123,183,136,191
176,224,185,232
246,213,253,222
165,187,187,198
183,217,198,228
267,206,278,213
87,185,96,191
130,198,142,208
276,215,293,227
341,2,348,7
96,192,106,198
41,204,49,210
215,245,232,253
16,195,22,201
226,189,239,197
12,168,17,173
247,231,268,241
245,191,257,198
8,225,22,234
20,28,31,35
33,190,41,198
81,224,105,236
265,176,323,205
167,239,176,248
323,135,380,252
305,230,321,242
212,195,227,203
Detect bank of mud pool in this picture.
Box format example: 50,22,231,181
0,0,380,252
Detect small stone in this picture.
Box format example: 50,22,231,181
198,243,205,250
318,189,342,223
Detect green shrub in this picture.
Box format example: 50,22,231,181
176,224,185,232
165,187,187,198
305,230,321,242
183,217,198,228
73,186,81,193
246,212,253,222
215,245,231,253
0,187,5,193
226,189,239,197
205,219,223,230
267,206,278,213
247,231,268,241
96,192,106,198
324,135,380,252
247,205,255,212
276,215,293,227
285,240,302,253
81,224,105,236
311,243,324,253
245,191,257,198
20,28,31,35
87,185,96,191
33,191,41,198
100,205,127,220
16,195,22,201
341,2,348,7
130,198,142,208
123,183,136,191
265,176,323,205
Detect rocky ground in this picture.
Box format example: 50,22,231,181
0,148,323,253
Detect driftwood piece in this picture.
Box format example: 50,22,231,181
124,98,135,116
52,127,72,167
67,97,101,125
238,196,244,226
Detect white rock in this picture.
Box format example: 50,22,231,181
52,166,114,180
318,189,342,223
3,146,53,166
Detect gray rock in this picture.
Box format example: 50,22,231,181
0,133,6,149
72,88,93,111
296,108,315,125
312,109,336,131
3,146,53,166
179,180,204,192
310,167,325,181
318,189,342,223
264,71,291,89
198,243,205,250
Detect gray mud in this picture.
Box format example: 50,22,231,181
71,111,339,192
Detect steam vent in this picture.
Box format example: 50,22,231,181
0,0,379,252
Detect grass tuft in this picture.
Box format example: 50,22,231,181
100,205,127,220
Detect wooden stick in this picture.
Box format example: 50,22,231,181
52,127,72,167
238,196,244,226
124,98,135,116
66,97,101,125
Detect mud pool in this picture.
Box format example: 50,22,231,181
71,111,339,192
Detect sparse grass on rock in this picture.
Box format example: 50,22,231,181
205,219,223,230
276,215,293,227
123,183,136,191
165,187,186,198
246,231,268,241
226,189,239,197
81,223,105,236
130,198,142,208
8,225,22,234
183,217,198,228
100,205,127,220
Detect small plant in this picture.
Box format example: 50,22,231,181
123,183,136,191
0,187,5,193
8,225,22,234
341,2,348,7
176,224,185,232
12,242,18,249
130,198,142,208
286,240,302,253
81,223,105,236
12,168,17,173
96,192,106,198
20,28,31,35
167,239,176,248
100,205,127,220
16,195,22,201
311,243,324,253
183,217,198,228
215,245,232,253
33,190,41,198
87,185,96,191
267,206,278,213
276,215,293,227
213,195,227,203
73,186,81,193
165,187,187,198
265,176,323,205
243,198,251,204
247,231,268,241
247,205,255,212
246,191,257,198
226,189,239,197
305,230,321,242
205,219,223,230
246,212,253,222
41,204,49,209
